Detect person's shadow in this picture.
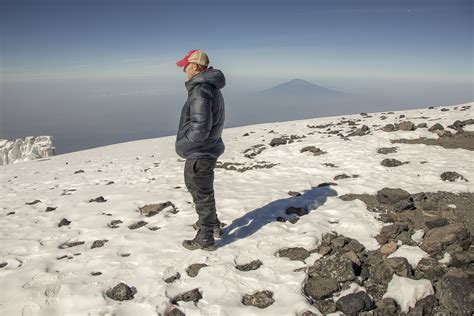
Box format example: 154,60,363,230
217,183,338,247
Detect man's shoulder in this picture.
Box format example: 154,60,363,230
189,83,214,99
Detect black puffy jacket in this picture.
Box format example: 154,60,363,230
175,66,226,159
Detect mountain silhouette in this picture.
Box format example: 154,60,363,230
256,79,345,97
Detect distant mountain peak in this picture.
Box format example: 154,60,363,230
258,78,343,96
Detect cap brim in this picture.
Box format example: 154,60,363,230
176,59,188,67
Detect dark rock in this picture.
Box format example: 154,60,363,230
89,196,107,203
304,276,340,300
288,191,302,197
165,307,185,316
376,188,415,211
58,218,71,227
74,169,85,174
331,236,349,250
381,158,409,167
435,268,474,315
362,251,393,300
373,297,400,315
275,216,286,222
241,290,275,308
186,263,208,277
164,272,181,283
107,219,123,228
312,300,337,314
25,199,41,205
336,291,374,315
428,123,444,132
308,253,356,282
451,250,474,268
285,206,308,216
420,223,470,255
90,271,102,276
289,217,300,224
300,146,327,155
139,201,177,217
398,121,416,131
417,122,428,128
128,220,148,230
106,282,136,301
346,125,370,137
45,206,57,212
277,247,310,262
91,239,108,249
382,124,396,132
236,259,263,271
171,288,202,305
407,294,438,315
58,241,85,249
425,218,449,229
377,147,398,154
334,173,351,180
440,171,468,182
0,262,7,268
386,257,413,277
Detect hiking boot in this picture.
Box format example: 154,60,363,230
192,221,224,239
182,228,216,251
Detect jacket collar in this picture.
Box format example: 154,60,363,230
185,66,226,92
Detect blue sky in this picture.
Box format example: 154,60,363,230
1,0,472,83
0,0,472,154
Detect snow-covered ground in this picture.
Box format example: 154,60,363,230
0,101,473,315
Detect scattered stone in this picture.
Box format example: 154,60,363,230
90,271,102,276
376,188,415,212
381,158,409,167
74,169,85,174
288,190,302,197
58,241,85,249
312,299,337,314
171,288,202,305
236,259,263,271
373,297,400,315
407,294,438,316
285,206,308,216
106,282,136,301
428,123,444,132
45,206,57,212
164,272,181,283
165,307,185,316
377,147,398,154
25,199,41,205
108,219,123,228
216,161,278,172
58,218,71,227
336,291,374,315
243,144,267,158
89,196,107,203
425,218,449,229
435,268,474,315
139,201,177,217
380,243,398,255
414,257,445,280
186,263,208,277
241,290,275,308
421,223,470,255
334,173,351,180
391,129,474,151
0,262,7,268
277,247,310,262
398,121,416,131
304,276,340,301
386,257,413,277
440,171,468,182
308,253,356,282
275,216,286,222
300,146,327,155
91,239,108,249
417,122,428,128
322,162,337,167
6,212,15,216
128,220,148,230
346,125,370,136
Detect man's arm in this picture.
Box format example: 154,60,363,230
186,90,213,142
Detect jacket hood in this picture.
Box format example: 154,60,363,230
185,66,226,91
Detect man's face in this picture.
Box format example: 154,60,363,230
183,63,198,81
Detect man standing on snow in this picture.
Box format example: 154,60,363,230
175,49,226,251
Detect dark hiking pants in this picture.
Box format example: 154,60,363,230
184,158,219,231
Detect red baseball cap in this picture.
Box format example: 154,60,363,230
176,49,209,68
